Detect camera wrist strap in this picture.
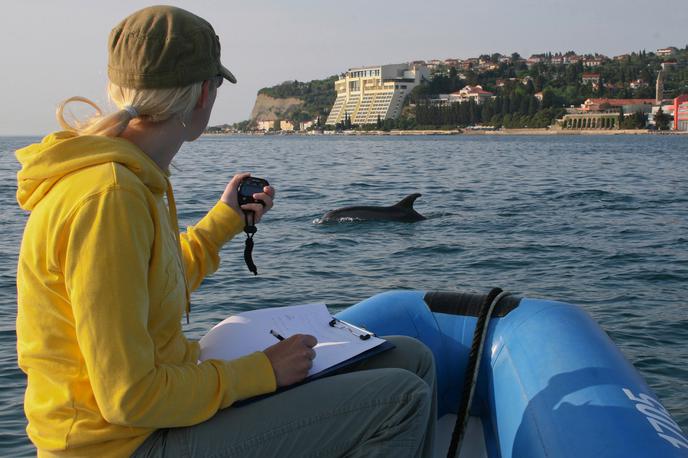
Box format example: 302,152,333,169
242,210,258,275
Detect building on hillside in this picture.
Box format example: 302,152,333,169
661,60,678,71
426,60,442,71
581,98,656,114
426,94,450,106
325,64,428,125
551,54,566,65
560,93,686,130
558,113,621,129
604,82,626,92
526,55,545,67
629,79,648,89
583,57,604,67
496,78,518,88
656,47,678,57
581,73,601,85
465,58,480,68
300,120,316,131
482,63,500,71
534,92,544,102
256,120,275,131
280,120,295,131
448,85,495,104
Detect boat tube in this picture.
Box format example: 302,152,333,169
336,290,688,458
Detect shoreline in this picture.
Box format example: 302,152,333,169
205,128,688,137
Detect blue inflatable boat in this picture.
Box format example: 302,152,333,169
335,289,688,458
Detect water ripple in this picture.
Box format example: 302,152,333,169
1,134,687,454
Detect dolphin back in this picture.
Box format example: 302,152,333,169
322,193,425,222
393,193,422,210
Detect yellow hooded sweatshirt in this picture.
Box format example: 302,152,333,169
15,132,276,457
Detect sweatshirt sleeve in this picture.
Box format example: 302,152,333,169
63,187,275,428
179,201,244,291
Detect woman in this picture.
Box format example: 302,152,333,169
16,5,436,457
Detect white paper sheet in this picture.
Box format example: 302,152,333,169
199,304,385,376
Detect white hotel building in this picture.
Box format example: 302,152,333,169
326,64,429,125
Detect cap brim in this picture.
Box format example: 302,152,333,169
220,64,237,84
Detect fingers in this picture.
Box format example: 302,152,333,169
229,172,251,187
221,172,251,212
301,334,317,348
240,203,265,223
253,186,275,209
238,185,275,224
262,334,318,387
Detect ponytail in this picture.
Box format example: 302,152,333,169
55,81,203,137
57,96,138,137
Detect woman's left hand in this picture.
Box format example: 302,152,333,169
221,172,275,224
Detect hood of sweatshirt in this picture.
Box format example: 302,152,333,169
16,131,167,211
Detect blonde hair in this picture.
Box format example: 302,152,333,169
56,81,204,137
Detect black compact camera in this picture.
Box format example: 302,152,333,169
237,176,270,206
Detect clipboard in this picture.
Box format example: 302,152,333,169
199,304,395,403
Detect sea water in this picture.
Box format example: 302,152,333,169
1,134,686,455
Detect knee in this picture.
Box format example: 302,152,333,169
387,335,436,375
385,368,432,408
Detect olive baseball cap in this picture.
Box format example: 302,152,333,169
107,5,236,89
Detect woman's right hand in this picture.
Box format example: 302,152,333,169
220,172,275,224
263,334,317,387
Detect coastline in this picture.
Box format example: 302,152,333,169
463,128,688,136
205,128,688,137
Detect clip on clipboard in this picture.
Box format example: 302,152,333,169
328,317,373,340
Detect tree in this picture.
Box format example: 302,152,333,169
621,110,647,129
344,112,352,130
654,107,672,130
541,88,556,108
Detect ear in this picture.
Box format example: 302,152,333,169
196,80,211,109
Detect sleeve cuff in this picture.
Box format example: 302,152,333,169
194,201,245,250
219,351,277,407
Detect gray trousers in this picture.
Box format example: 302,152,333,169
133,335,437,458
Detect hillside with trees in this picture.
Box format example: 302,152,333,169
222,46,687,131
409,47,688,129
255,76,337,123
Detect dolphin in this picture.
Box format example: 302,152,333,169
321,193,426,223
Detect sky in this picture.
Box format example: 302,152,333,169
1,0,687,135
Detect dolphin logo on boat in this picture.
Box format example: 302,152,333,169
321,193,426,223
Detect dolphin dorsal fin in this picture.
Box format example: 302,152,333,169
393,193,421,209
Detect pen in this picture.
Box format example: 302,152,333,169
270,329,285,341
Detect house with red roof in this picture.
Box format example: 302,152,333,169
581,73,601,85
448,85,495,104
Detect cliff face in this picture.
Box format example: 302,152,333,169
250,93,304,121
